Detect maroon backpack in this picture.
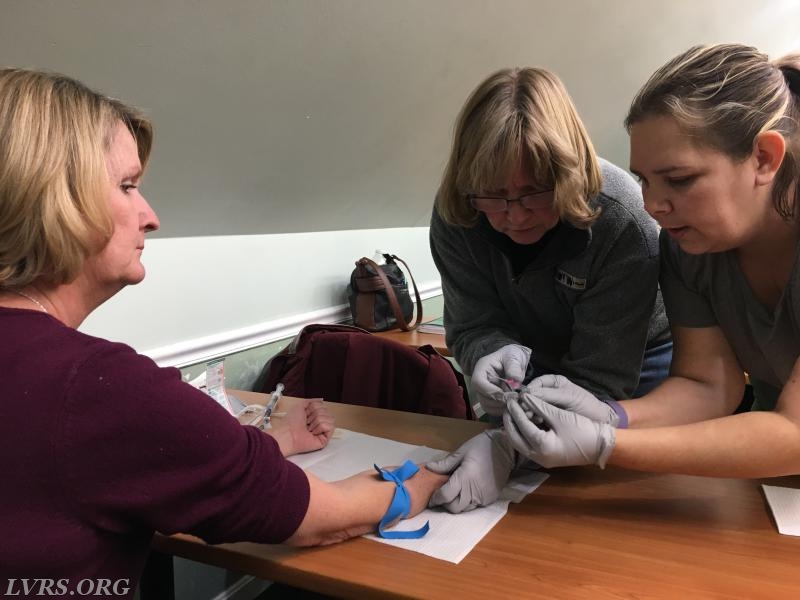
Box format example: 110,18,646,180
254,324,473,420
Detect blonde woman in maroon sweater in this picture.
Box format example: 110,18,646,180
0,68,444,595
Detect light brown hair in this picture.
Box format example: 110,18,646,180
436,67,601,228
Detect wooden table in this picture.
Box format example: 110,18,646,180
371,319,450,356
151,391,800,599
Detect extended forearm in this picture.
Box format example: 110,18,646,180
287,465,446,546
611,410,800,477
621,375,744,428
286,472,395,546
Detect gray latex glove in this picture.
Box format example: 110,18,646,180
472,344,532,416
426,429,516,513
527,375,626,427
503,390,616,469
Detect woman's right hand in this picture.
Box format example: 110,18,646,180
472,344,532,416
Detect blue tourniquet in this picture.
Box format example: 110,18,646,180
373,460,430,539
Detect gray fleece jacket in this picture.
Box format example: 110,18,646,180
429,159,670,400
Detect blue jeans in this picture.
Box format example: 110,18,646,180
523,339,672,398
632,339,673,398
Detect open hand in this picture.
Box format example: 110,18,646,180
426,429,517,513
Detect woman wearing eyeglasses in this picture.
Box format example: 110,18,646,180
426,67,672,512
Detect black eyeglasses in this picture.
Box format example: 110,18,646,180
468,189,554,213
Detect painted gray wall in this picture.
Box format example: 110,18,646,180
3,0,799,238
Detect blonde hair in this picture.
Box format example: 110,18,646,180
436,67,601,228
626,43,800,220
0,68,153,288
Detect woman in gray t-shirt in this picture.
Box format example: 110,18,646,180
502,43,800,479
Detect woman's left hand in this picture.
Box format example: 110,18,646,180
272,399,335,456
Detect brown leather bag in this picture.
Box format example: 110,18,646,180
346,254,422,331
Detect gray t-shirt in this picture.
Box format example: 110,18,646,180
660,230,800,408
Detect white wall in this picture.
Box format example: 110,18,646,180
80,227,441,365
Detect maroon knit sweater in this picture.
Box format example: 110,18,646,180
0,308,309,597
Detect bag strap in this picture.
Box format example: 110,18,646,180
388,254,423,329
359,257,410,330
359,257,422,331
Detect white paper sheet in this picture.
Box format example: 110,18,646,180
289,428,548,563
762,485,800,536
